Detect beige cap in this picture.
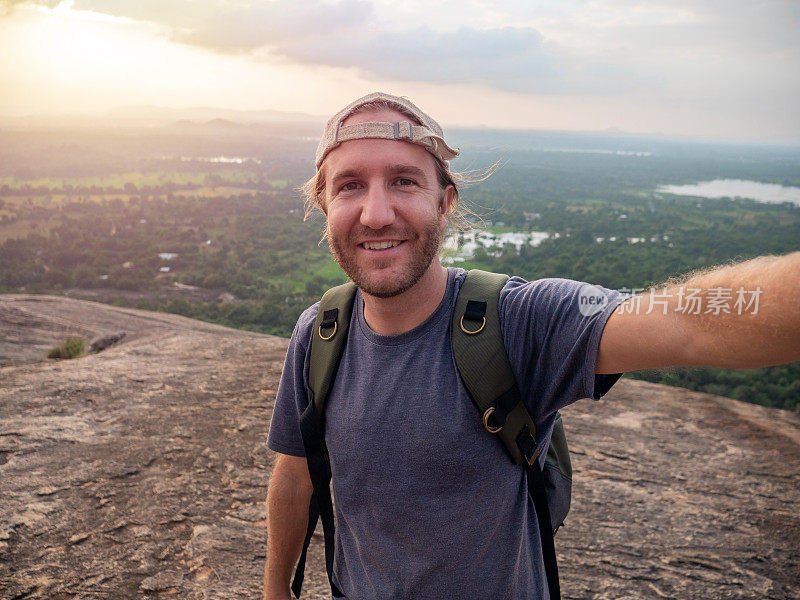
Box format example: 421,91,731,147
314,92,459,169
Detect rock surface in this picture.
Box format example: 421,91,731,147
1,294,799,599
89,331,127,353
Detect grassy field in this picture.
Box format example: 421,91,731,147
0,171,286,191
0,165,274,243
0,219,59,243
311,258,347,281
172,186,262,198
0,169,287,244
1,172,204,188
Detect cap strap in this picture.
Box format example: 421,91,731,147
334,121,459,161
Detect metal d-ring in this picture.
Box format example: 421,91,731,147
318,321,337,341
460,315,486,335
483,407,503,433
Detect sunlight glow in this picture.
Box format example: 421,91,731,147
0,4,326,116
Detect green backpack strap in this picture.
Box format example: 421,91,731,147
452,269,540,466
293,281,356,599
453,269,564,600
308,281,358,417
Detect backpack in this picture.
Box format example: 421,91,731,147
292,269,572,600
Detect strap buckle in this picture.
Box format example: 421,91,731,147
460,315,486,334
483,407,503,433
460,300,487,334
516,425,540,466
393,121,413,140
319,308,338,340
318,322,337,340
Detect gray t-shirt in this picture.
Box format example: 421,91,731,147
268,268,623,600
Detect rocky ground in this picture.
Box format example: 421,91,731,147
1,294,799,599
60,282,239,306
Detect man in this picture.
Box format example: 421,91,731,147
264,92,800,600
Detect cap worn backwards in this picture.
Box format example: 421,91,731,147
315,92,460,170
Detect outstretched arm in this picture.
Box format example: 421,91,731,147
263,453,313,600
596,252,800,374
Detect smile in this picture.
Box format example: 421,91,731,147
360,240,403,250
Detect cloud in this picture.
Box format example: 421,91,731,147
71,0,560,91
0,0,563,92
2,0,797,139
172,1,371,53
10,0,569,92
152,2,563,92
0,0,60,13
0,0,56,5
67,0,374,53
14,0,796,100
277,26,560,93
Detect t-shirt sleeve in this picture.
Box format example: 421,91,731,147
266,304,318,457
499,277,624,420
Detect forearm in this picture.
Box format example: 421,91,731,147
673,252,800,367
598,252,800,373
263,455,313,600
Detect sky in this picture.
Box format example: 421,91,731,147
0,0,798,142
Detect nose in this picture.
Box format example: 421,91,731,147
359,184,395,230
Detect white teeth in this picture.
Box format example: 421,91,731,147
363,241,400,250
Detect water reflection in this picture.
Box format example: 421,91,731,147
657,179,800,205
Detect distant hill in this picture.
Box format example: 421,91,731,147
173,117,247,128
0,105,325,133
1,295,799,599
164,117,316,136
105,105,324,127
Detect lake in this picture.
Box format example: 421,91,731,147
657,179,800,205
442,230,555,262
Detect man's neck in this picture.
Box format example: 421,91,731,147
361,261,449,336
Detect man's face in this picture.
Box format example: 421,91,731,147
321,108,454,298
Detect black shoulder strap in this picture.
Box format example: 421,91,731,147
292,282,357,599
452,269,561,600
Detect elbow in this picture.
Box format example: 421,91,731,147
269,454,313,501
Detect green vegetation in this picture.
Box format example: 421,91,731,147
1,124,798,409
47,338,85,360
628,365,800,412
0,193,344,337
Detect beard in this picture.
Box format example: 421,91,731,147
327,216,443,299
